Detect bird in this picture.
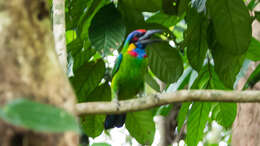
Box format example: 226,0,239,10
104,29,163,129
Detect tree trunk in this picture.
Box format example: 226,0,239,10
0,0,78,146
231,7,260,145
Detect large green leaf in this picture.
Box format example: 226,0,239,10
89,3,126,54
243,64,260,89
71,59,105,102
119,0,161,12
147,42,184,84
81,115,105,138
207,0,251,54
167,67,192,91
80,82,111,138
118,1,145,32
211,43,246,88
177,102,191,131
126,110,155,145
186,102,211,146
78,0,108,40
65,0,90,30
246,37,260,61
186,7,208,71
146,12,180,28
0,99,79,133
212,103,237,129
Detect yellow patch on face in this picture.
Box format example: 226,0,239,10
127,43,136,51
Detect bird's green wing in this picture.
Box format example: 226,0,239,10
112,53,123,77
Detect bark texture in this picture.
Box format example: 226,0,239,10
0,0,78,146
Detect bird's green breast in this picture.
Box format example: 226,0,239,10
111,54,148,100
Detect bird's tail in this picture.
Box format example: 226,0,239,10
104,114,126,129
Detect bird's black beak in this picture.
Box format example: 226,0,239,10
137,29,163,45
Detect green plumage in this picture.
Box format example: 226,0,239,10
111,50,148,100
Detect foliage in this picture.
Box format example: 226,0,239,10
65,0,259,145
0,98,79,133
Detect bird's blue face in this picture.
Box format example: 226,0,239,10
125,29,147,49
123,29,162,50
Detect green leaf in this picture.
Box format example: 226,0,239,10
212,102,237,129
146,12,180,28
186,102,211,146
177,102,191,131
147,42,184,84
178,0,189,15
246,37,260,61
243,64,260,89
126,110,155,145
71,59,105,102
167,67,192,91
211,43,246,88
118,1,145,32
162,0,178,15
207,0,252,54
81,115,105,138
89,3,126,54
119,0,161,12
248,0,260,10
66,0,90,30
145,72,160,92
80,83,111,138
78,0,108,40
156,104,173,116
255,11,260,22
92,143,111,146
0,98,79,133
185,7,208,71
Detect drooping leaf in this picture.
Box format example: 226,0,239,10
80,82,111,138
186,102,211,146
212,103,237,129
119,0,161,12
207,0,251,54
145,72,160,92
71,59,105,102
118,1,145,32
89,3,126,54
167,67,192,91
177,102,191,131
211,43,246,88
207,23,246,88
65,0,91,30
248,0,260,10
185,7,208,71
126,110,155,145
0,98,79,133
147,42,183,84
146,12,180,28
78,0,108,40
246,37,260,61
243,64,260,89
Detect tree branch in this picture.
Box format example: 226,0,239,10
53,0,67,72
76,90,260,115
